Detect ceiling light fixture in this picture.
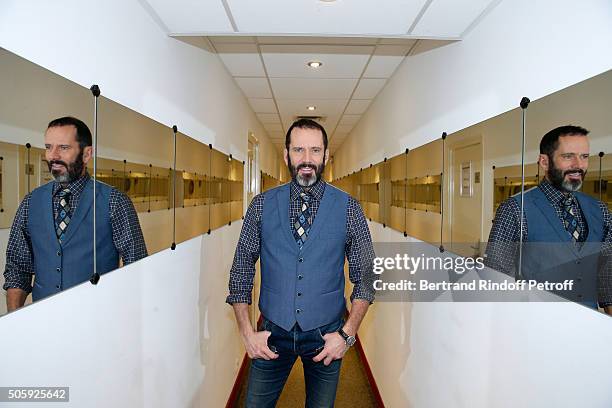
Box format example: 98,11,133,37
307,61,323,68
307,106,316,111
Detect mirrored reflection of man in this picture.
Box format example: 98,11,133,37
227,119,375,406
3,117,148,312
485,125,612,314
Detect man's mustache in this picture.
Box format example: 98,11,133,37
297,163,316,171
49,160,68,168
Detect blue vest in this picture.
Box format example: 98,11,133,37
28,179,119,301
259,182,348,331
514,187,604,307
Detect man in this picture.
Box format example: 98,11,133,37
485,125,611,314
227,119,375,407
3,116,148,312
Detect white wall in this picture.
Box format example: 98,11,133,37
362,223,612,408
0,227,244,407
332,0,612,177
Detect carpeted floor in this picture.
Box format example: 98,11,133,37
234,346,378,407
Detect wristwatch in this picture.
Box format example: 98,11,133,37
337,328,356,347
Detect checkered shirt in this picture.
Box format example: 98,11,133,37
227,179,376,305
485,179,612,306
3,174,148,293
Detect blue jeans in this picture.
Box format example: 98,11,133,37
245,317,345,407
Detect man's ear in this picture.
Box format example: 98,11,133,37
82,146,93,164
284,148,289,166
538,153,549,172
324,149,330,165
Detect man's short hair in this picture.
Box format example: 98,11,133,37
540,125,589,158
47,116,93,151
285,118,328,152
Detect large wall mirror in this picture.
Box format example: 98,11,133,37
0,47,246,317
330,68,612,313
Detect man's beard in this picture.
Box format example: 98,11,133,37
547,158,585,192
48,150,85,184
288,154,325,187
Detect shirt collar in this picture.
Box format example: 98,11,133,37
52,173,90,197
290,178,326,202
538,178,572,206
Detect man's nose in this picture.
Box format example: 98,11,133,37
303,149,312,162
48,147,60,159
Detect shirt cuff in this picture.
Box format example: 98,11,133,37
350,289,375,304
226,293,252,305
3,280,32,294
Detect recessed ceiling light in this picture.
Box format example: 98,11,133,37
307,61,323,68
307,106,316,111
319,0,337,2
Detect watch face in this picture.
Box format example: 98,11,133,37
346,336,356,347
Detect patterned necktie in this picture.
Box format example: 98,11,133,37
55,188,72,242
293,192,312,247
561,194,582,244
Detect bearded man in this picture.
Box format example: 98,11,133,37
485,125,612,314
3,116,147,312
227,118,375,406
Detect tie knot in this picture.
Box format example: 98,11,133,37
300,192,311,202
58,188,71,198
561,194,574,208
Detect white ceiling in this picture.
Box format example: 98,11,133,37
142,0,501,153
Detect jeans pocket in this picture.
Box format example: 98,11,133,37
317,319,344,340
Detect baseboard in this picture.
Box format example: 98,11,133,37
354,334,386,408
225,352,249,408
226,315,262,408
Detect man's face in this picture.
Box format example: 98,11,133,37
539,135,589,192
284,127,329,187
44,125,92,183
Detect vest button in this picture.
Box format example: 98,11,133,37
56,251,61,256
56,267,61,273
298,275,303,280
577,294,583,299
577,277,582,282
55,285,60,289
298,258,304,263
297,292,302,297
296,309,302,314
575,260,581,264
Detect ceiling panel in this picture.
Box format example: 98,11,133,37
216,44,266,77
363,45,413,78
270,78,357,99
227,0,428,36
235,77,272,98
248,98,276,113
257,36,379,45
353,78,386,99
144,0,233,33
209,36,256,44
256,113,281,123
264,123,283,132
411,0,494,37
339,115,362,126
335,124,354,134
276,99,347,133
261,45,373,78
345,99,372,115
